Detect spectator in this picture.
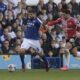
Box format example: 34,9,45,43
8,25,16,38
0,23,3,48
0,12,4,22
16,30,23,39
16,13,23,26
48,13,53,21
67,3,72,14
13,2,22,18
12,22,17,32
17,26,22,31
79,2,80,14
21,8,27,18
68,0,79,17
14,30,23,49
5,10,15,26
46,0,58,12
57,27,65,42
8,0,20,7
75,31,80,47
1,40,14,54
50,40,60,57
1,27,14,47
5,2,14,16
58,0,68,12
50,28,57,40
41,33,51,56
0,12,6,28
0,23,3,37
46,3,53,14
0,13,4,29
77,15,80,22
0,28,11,42
22,9,28,26
37,0,46,13
41,9,48,21
20,0,27,9
0,0,7,14
46,0,58,19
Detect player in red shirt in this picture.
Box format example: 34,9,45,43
63,10,78,39
47,10,79,39
46,10,80,70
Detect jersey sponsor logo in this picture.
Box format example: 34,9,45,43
27,23,35,27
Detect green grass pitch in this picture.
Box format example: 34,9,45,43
0,69,80,80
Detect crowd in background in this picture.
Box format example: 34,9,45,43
0,0,80,57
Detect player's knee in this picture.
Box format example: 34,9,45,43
71,47,77,56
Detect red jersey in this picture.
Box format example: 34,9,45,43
47,18,62,26
47,17,79,39
66,18,77,39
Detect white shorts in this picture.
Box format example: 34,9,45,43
77,52,80,56
21,38,42,53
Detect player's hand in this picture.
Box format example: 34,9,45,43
45,25,48,29
43,20,48,25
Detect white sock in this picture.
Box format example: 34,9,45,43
63,51,70,68
63,54,67,67
66,52,70,68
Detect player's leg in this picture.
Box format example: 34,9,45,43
16,38,31,54
30,40,50,72
15,38,31,71
60,48,70,70
60,42,71,70
20,54,25,71
64,42,72,69
63,49,70,70
71,47,80,57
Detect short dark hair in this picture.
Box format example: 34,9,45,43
28,9,36,13
62,9,71,14
37,12,43,16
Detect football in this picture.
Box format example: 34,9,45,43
8,64,16,72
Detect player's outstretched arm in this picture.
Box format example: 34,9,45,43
47,18,62,26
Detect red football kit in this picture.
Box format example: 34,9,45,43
47,17,79,39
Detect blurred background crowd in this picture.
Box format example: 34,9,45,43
0,0,80,57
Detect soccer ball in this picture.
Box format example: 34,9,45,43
8,64,16,72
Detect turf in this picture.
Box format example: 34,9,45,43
0,69,80,80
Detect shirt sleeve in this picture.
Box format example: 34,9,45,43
36,18,43,28
47,18,62,26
